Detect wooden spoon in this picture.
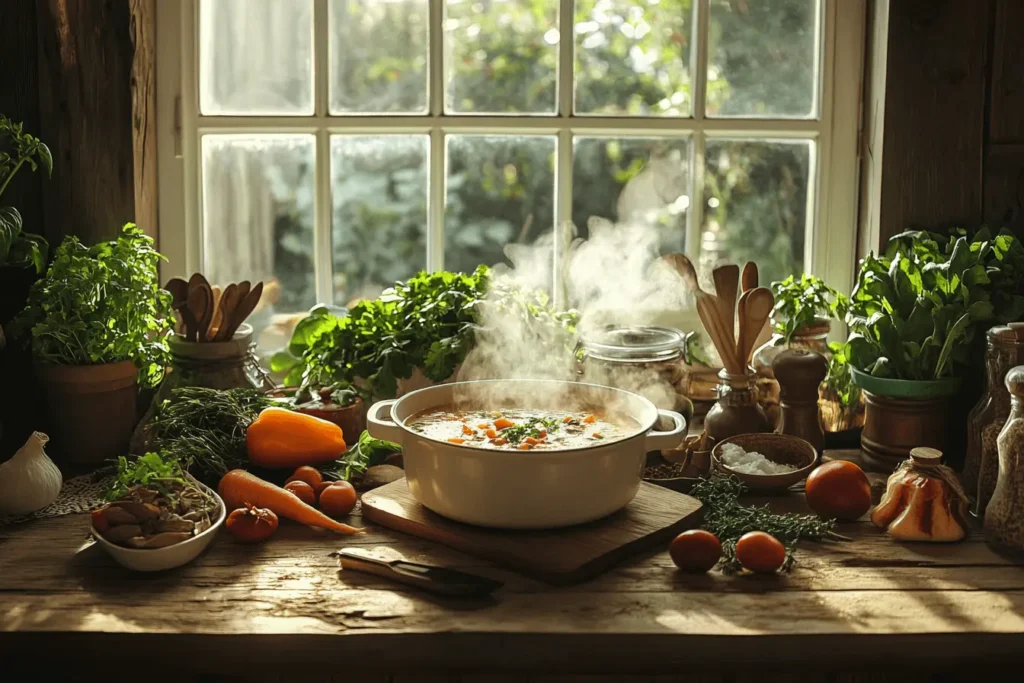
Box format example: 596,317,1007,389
735,289,751,368
213,283,239,342
712,264,739,343
208,286,224,338
741,262,758,292
696,294,742,375
738,287,775,365
186,284,213,343
165,278,191,336
662,253,701,294
222,281,263,340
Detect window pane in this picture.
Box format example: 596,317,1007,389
331,136,428,307
199,0,313,115
575,0,695,116
707,0,820,118
201,135,316,317
445,135,556,275
329,0,429,114
701,139,812,287
445,0,558,114
573,137,690,254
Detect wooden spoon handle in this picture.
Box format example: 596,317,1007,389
222,281,263,340
697,293,742,375
741,262,758,292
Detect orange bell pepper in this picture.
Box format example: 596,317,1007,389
246,407,347,469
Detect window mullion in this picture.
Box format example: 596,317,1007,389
312,0,332,305
553,0,575,305
688,0,711,266
427,0,446,272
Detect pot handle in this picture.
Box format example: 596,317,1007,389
366,399,404,445
644,409,687,452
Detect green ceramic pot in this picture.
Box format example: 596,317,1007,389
850,367,962,399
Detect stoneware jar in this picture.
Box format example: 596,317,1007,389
704,369,771,444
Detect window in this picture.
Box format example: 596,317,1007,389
157,0,863,347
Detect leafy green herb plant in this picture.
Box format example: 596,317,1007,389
0,115,52,274
844,228,1024,381
770,274,848,345
106,452,188,501
321,430,401,482
10,223,172,387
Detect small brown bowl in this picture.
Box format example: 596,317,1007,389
711,433,818,493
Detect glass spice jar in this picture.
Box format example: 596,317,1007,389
577,325,694,417
964,325,1024,516
983,365,1024,552
704,369,771,443
752,317,831,429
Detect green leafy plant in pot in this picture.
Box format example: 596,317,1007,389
9,223,172,464
843,228,1024,471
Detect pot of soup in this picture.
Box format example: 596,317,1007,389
366,379,687,529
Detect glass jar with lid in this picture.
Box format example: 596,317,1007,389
577,325,694,418
965,324,1024,516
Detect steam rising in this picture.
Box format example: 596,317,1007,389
454,218,691,416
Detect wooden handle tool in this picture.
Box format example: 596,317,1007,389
213,283,239,342
712,264,739,342
737,287,775,365
741,262,758,292
696,293,742,375
735,289,751,368
222,281,263,340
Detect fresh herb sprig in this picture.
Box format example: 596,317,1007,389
0,115,51,274
501,417,561,445
321,430,401,482
690,476,840,573
106,452,188,501
140,387,278,481
10,223,172,387
770,274,847,345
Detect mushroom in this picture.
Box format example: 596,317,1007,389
101,524,143,545
109,501,161,521
102,505,140,526
155,516,195,534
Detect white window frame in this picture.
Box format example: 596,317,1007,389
156,0,865,317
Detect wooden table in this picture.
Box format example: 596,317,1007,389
2,450,1024,681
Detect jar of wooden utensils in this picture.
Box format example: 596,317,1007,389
964,324,1024,516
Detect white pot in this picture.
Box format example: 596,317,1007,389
367,379,687,529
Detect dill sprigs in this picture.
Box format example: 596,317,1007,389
690,475,843,573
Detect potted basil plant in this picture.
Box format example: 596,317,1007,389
844,228,1024,471
10,223,172,464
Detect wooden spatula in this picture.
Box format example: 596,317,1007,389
186,283,213,343
735,289,751,368
741,262,758,292
662,253,701,295
213,283,239,342
712,264,739,342
737,287,775,365
221,281,263,340
696,295,742,375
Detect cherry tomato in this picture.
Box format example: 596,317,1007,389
225,505,279,543
669,529,722,572
285,466,323,490
91,507,110,533
284,480,316,506
735,531,786,574
319,481,357,517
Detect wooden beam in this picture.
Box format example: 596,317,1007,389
34,0,144,246
988,0,1024,144
130,0,157,240
874,0,991,243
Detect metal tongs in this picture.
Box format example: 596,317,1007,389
331,548,503,598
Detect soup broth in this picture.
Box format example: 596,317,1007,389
407,408,636,450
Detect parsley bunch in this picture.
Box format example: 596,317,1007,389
11,223,172,387
501,417,561,445
106,452,188,501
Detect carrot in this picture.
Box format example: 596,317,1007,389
583,414,596,424
461,424,474,436
448,437,465,444
494,418,514,430
486,428,498,438
218,470,363,534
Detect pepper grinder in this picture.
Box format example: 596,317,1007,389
772,348,828,453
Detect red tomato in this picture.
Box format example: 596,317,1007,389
735,531,786,574
225,505,279,543
319,481,357,517
285,466,323,490
284,480,316,506
669,530,722,572
805,460,872,521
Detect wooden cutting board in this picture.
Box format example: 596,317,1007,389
361,478,703,585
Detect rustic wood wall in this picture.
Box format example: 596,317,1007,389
863,0,1024,248
0,0,154,247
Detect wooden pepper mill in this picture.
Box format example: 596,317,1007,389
772,348,828,453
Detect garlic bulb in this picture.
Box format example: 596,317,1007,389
871,447,969,542
0,432,62,515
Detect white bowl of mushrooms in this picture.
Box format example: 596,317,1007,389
90,478,225,572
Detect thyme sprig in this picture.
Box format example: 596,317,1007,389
690,476,844,573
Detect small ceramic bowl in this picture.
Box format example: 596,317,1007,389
711,433,818,493
91,484,226,572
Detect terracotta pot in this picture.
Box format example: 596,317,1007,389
36,360,139,465
860,390,954,472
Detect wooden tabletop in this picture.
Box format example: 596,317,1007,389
2,449,1024,678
